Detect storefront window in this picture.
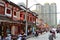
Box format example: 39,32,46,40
6,26,11,34
6,28,10,34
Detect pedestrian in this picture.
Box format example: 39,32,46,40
21,32,26,40
5,34,11,40
17,34,22,40
35,30,39,37
17,33,26,40
49,30,56,40
0,36,1,40
52,30,56,39
17,31,26,40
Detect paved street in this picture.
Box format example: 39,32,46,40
27,32,60,40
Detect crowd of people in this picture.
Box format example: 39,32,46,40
0,28,59,40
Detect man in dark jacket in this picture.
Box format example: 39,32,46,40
49,30,56,40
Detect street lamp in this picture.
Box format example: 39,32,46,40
25,0,28,36
28,3,40,9
25,0,40,36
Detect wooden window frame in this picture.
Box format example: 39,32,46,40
14,11,16,16
6,8,11,14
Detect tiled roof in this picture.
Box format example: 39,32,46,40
3,0,38,16
3,0,22,10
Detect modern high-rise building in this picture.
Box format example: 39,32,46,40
44,3,50,24
50,3,57,27
36,4,44,19
36,3,57,27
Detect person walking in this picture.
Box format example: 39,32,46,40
17,34,22,40
5,34,11,40
17,33,26,40
35,30,39,37
49,30,56,40
17,30,26,40
0,36,1,40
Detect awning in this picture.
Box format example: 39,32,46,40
0,15,20,23
0,19,20,23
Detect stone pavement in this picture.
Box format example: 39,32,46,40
27,32,60,40
27,32,47,40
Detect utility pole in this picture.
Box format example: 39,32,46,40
25,0,40,36
25,0,28,36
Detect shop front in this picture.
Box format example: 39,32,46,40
0,22,12,39
27,21,35,35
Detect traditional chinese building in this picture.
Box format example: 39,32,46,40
0,0,21,38
0,0,38,38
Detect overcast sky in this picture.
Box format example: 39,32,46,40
10,0,60,24
10,0,60,12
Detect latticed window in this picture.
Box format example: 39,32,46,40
20,14,24,20
20,12,25,20
28,16,29,21
33,17,36,22
30,17,32,21
20,14,23,17
14,11,16,16
7,9,11,14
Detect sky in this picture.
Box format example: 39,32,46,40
10,0,60,12
10,0,60,24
